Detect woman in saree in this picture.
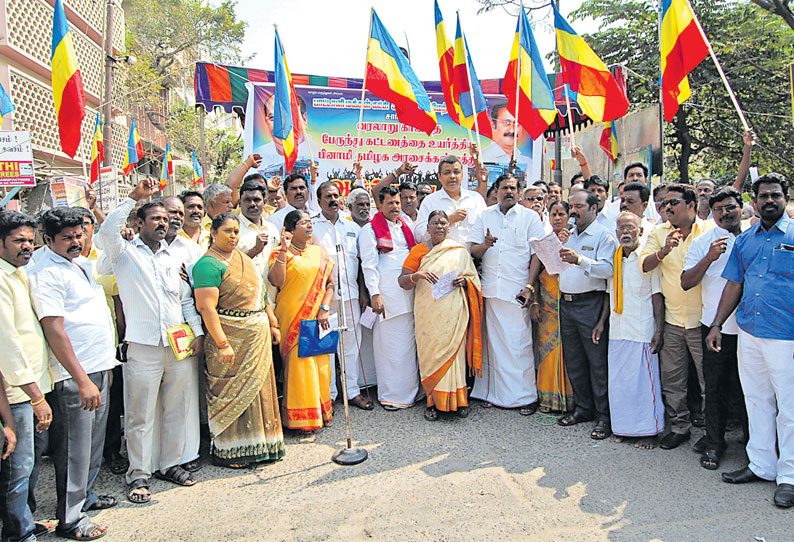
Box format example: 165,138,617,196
193,213,285,468
529,200,574,413
268,210,336,431
398,210,483,421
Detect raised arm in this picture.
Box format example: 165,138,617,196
731,130,754,192
96,178,157,263
469,143,488,201
372,162,416,210
226,154,263,208
571,146,593,181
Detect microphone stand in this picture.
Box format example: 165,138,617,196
331,242,368,465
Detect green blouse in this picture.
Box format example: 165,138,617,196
192,255,227,289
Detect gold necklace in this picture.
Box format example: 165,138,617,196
289,242,306,255
210,247,233,263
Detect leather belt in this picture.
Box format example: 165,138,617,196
560,290,603,302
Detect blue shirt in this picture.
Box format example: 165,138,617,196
722,214,794,340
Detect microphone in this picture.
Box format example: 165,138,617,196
566,217,575,231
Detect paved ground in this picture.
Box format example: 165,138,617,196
32,400,787,541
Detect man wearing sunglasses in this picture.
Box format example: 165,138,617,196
640,184,714,450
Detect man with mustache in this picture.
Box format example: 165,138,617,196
706,173,794,508
607,212,665,450
312,182,373,410
348,188,372,229
682,187,749,471
520,185,552,234
0,210,53,542
556,191,617,440
96,179,205,504
28,208,116,539
471,174,546,413
696,179,717,221
233,181,280,278
617,182,656,246
481,103,531,167
359,185,419,409
269,174,314,233
178,190,209,248
640,184,713,450
200,184,235,243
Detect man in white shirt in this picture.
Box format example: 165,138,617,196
557,191,618,439
96,179,204,504
583,175,616,230
607,212,665,450
682,186,748,470
414,155,486,244
359,186,419,409
313,182,373,410
269,174,316,232
233,180,280,283
615,182,657,246
470,175,547,413
29,208,115,539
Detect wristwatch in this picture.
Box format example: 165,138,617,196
709,322,723,330
319,304,330,311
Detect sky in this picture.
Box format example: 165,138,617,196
223,0,597,81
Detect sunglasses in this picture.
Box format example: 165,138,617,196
712,204,740,214
661,198,682,207
523,196,544,202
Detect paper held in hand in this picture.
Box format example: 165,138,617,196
529,232,573,276
431,270,457,301
166,323,195,360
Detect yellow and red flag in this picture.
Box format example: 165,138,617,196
502,5,557,140
552,3,629,123
51,0,86,157
599,121,618,162
122,117,143,176
366,10,437,135
273,29,302,173
660,0,709,122
434,1,460,125
192,151,204,185
452,14,493,140
159,142,172,191
89,113,103,184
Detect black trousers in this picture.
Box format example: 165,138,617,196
103,365,124,459
700,325,748,451
560,293,609,422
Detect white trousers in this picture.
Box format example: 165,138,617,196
150,354,200,469
123,342,193,483
472,298,537,408
738,329,794,485
372,313,419,408
329,298,364,401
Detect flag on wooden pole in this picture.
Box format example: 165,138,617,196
434,0,460,125
273,29,302,173
452,14,493,140
159,142,172,191
89,113,103,184
122,118,143,176
599,121,618,162
51,0,86,157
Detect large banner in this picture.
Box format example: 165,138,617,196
243,83,543,195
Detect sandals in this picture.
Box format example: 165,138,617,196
126,478,151,504
34,519,58,535
424,407,438,421
85,495,117,511
181,458,202,473
456,407,469,419
558,412,594,427
519,402,539,417
350,395,375,410
700,449,722,470
382,404,399,411
56,522,106,541
105,454,129,475
590,422,612,440
154,465,197,487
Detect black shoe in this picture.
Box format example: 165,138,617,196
721,466,765,484
774,484,794,508
693,435,708,453
519,402,538,416
659,431,691,450
692,415,706,428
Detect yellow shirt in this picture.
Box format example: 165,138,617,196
0,258,52,404
180,219,211,251
639,218,714,329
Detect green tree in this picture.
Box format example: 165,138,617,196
750,0,794,31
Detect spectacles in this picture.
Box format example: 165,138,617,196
428,221,449,228
523,196,544,202
493,119,515,128
616,225,638,232
712,204,740,213
662,198,682,207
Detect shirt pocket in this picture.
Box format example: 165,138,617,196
770,248,794,278
506,227,528,250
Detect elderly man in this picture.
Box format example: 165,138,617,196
348,188,371,229
696,179,717,221
415,156,486,244
313,182,373,410
682,186,748,470
0,210,53,542
640,183,713,450
705,174,794,508
269,174,313,232
471,175,546,413
97,179,204,504
618,182,657,246
178,190,209,248
201,183,234,244
29,208,115,539
557,191,618,439
359,186,419,409
521,185,552,234
607,212,665,449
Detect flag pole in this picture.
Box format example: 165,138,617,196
564,86,576,149
683,0,750,132
275,25,315,167
354,8,374,169
657,0,665,182
457,12,482,155
511,2,523,162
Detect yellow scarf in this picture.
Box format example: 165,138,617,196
613,246,623,314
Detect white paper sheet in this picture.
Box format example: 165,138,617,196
431,270,457,301
319,313,339,339
529,232,573,275
359,306,378,329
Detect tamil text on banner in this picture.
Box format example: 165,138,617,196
96,166,119,213
0,131,35,187
50,176,86,208
243,82,543,195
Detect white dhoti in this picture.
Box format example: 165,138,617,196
472,298,537,408
738,329,794,485
372,313,419,408
608,340,664,437
329,298,365,401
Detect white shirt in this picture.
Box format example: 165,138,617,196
472,204,546,302
414,188,486,244
608,250,662,343
683,224,746,334
559,220,618,294
96,198,204,346
236,212,280,278
168,235,203,267
359,220,414,320
603,213,657,248
29,248,116,383
312,212,361,301
481,142,531,166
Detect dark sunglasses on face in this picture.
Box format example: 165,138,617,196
524,196,544,202
713,204,739,214
662,198,682,207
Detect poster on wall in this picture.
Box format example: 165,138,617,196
243,82,543,196
50,177,86,208
96,166,119,213
0,131,35,187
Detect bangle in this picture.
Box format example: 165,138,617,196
524,284,535,293
276,257,286,264
578,161,588,167
655,250,665,262
270,323,280,329
576,255,582,265
31,396,45,406
393,169,401,178
215,341,230,349
410,273,418,284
